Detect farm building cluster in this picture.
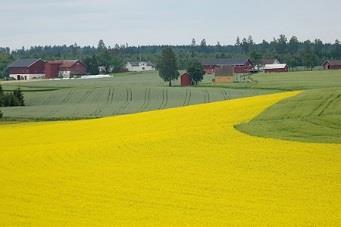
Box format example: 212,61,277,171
180,58,289,86
8,59,87,80
125,61,156,72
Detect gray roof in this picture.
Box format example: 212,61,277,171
201,58,251,66
8,59,42,68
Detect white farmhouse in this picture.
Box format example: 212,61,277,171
126,62,155,72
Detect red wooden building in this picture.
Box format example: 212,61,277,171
180,73,192,86
8,59,87,80
8,59,46,80
323,60,341,70
200,59,253,74
46,60,87,78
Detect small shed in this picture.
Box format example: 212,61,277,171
180,73,192,87
323,60,341,70
264,64,288,73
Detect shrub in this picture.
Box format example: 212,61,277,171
0,85,25,107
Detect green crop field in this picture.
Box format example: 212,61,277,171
0,71,277,120
205,70,341,90
236,87,341,143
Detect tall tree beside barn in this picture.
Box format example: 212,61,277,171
187,60,204,86
83,55,99,75
158,48,179,87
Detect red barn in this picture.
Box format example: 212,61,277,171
45,62,61,79
180,73,192,86
200,59,253,74
323,60,341,70
264,64,288,73
47,60,87,78
8,59,46,80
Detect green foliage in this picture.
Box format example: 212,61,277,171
187,60,204,85
13,88,25,106
158,48,179,86
2,35,341,73
0,109,2,118
0,51,12,79
83,55,99,75
0,85,25,107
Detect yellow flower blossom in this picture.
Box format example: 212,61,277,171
0,91,340,226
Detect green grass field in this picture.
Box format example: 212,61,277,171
0,71,276,120
236,87,341,143
206,70,341,90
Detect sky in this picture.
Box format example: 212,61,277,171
1,0,340,49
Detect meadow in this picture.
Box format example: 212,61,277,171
237,87,341,143
0,71,277,120
0,92,340,225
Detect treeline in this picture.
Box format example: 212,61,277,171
0,35,341,77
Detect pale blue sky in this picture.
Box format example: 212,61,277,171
1,0,340,49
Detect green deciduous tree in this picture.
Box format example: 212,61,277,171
13,88,25,106
84,55,99,75
187,60,204,86
158,48,179,87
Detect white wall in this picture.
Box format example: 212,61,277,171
126,62,155,72
9,74,45,80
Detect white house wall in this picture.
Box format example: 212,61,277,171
9,74,45,80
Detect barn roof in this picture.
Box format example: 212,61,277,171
324,60,341,66
48,60,83,68
8,59,42,68
264,64,288,70
201,58,251,66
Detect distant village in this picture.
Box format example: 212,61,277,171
6,56,341,87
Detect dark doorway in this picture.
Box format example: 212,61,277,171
17,75,20,80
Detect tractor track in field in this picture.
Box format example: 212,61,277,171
106,88,115,104
222,89,229,100
183,89,191,106
308,93,335,117
317,93,341,116
118,88,133,114
82,90,93,103
62,90,74,103
202,89,210,103
140,88,151,111
159,88,169,109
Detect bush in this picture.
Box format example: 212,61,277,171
0,110,2,118
0,85,25,107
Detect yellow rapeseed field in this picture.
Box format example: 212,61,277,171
0,92,340,226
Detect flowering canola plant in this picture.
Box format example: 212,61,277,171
0,91,340,226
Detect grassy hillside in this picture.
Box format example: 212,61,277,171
237,87,341,143
0,71,277,120
1,92,340,225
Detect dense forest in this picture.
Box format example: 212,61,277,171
1,35,341,78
